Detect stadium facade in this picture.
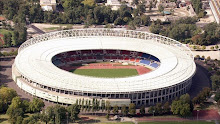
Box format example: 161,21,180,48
12,29,196,106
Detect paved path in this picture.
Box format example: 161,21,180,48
30,24,45,34
0,57,52,107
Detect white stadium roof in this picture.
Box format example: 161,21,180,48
15,29,196,93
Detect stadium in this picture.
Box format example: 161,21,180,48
12,29,196,106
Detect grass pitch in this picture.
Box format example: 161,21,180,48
72,69,138,78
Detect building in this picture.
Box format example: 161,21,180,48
209,0,220,23
12,29,196,107
106,0,121,10
40,0,56,11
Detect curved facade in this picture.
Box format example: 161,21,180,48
12,29,196,106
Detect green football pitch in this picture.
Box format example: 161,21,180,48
72,69,138,78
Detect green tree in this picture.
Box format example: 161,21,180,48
3,33,12,47
211,74,220,90
81,0,95,6
40,110,50,124
148,106,155,115
129,103,136,116
6,97,24,123
67,104,80,122
155,103,163,115
163,101,170,114
0,87,17,107
105,101,111,114
202,45,206,50
171,94,192,116
141,15,151,26
149,23,162,34
101,100,105,112
45,106,55,123
158,4,164,12
29,98,45,113
140,106,145,115
54,105,67,124
121,105,128,116
112,105,119,115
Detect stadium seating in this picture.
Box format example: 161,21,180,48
140,60,150,65
150,56,160,62
53,49,160,69
142,53,150,59
150,63,159,68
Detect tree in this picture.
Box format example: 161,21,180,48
202,45,206,50
121,105,128,116
206,56,211,61
54,105,67,124
149,1,153,11
128,21,136,30
140,106,145,115
0,87,17,106
155,103,163,115
171,94,192,117
45,106,55,123
211,46,214,50
141,15,151,26
81,0,95,7
22,100,30,113
6,97,24,123
101,100,105,112
67,104,80,122
195,55,200,59
163,102,170,114
148,106,155,115
215,45,219,50
3,33,12,47
29,98,45,113
40,110,50,124
129,103,136,116
149,23,162,34
105,101,111,114
158,4,164,12
112,105,119,115
211,74,220,90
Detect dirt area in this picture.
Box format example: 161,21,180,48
192,51,220,60
198,9,216,23
32,23,84,33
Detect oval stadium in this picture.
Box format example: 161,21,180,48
12,29,196,106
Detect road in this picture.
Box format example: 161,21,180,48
0,57,53,107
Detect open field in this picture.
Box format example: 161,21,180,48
72,69,138,78
0,29,12,35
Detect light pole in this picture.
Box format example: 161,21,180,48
153,110,155,121
197,110,200,121
66,112,68,124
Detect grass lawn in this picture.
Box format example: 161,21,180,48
43,27,60,31
72,69,138,78
0,29,12,35
138,121,215,124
